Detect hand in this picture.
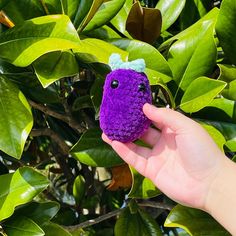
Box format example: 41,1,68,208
102,103,226,210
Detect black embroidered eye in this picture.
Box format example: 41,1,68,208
111,80,119,89
138,83,146,92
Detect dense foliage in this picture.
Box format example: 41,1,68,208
0,0,235,235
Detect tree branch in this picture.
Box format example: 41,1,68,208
138,200,174,211
29,100,86,133
64,208,123,231
30,128,69,155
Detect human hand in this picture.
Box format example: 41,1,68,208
102,103,226,210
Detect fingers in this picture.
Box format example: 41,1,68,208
143,103,195,132
102,134,150,175
140,126,161,147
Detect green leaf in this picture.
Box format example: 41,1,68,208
115,205,162,236
73,0,94,29
110,0,133,36
0,0,11,9
179,0,212,30
156,0,186,32
0,167,49,221
70,128,123,167
3,216,45,236
83,0,126,32
41,222,72,236
180,77,226,113
72,95,94,111
15,201,60,225
110,39,172,77
216,0,236,64
73,175,86,204
200,123,226,151
2,0,44,24
160,8,218,95
33,51,79,88
201,120,236,152
196,98,236,123
0,15,80,67
84,25,122,40
74,38,128,64
0,75,33,158
218,64,236,101
165,204,230,235
128,167,160,199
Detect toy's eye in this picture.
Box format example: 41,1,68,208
138,83,146,92
111,80,119,89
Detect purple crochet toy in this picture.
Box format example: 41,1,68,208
100,54,152,143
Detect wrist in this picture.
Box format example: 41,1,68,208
204,156,236,234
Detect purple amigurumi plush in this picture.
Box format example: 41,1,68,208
99,54,152,143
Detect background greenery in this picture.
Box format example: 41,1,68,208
0,0,235,235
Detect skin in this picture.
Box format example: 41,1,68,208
102,103,236,235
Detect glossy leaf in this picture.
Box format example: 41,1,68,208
73,0,94,29
128,167,160,199
201,123,226,151
70,128,123,167
115,205,162,236
2,0,44,24
180,77,226,113
179,0,212,30
0,75,33,158
83,0,126,32
126,1,162,44
41,222,72,236
110,0,133,36
84,25,121,39
34,51,79,88
156,0,186,32
73,175,86,204
169,9,218,97
218,64,236,101
74,38,128,64
202,120,236,152
216,0,236,64
196,98,236,124
165,204,230,235
3,216,45,236
110,39,172,77
0,167,49,221
15,201,60,225
0,15,80,67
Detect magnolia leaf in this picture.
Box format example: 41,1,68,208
0,75,33,158
107,164,132,191
216,0,236,64
126,1,161,44
165,204,230,235
0,167,49,221
0,15,80,67
70,128,123,167
180,77,227,113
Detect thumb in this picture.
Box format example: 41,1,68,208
143,104,197,132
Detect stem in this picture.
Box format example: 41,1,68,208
64,208,123,231
29,100,86,133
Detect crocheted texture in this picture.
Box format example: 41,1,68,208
100,69,152,143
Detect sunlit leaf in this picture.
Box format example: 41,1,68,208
0,75,33,158
0,167,49,221
70,128,123,167
128,167,160,199
165,204,230,235
180,77,226,113
0,15,80,66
